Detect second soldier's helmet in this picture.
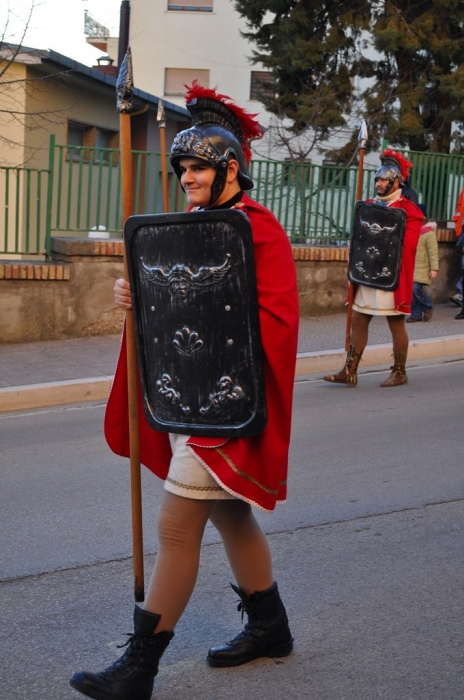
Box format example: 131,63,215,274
373,163,402,185
170,82,263,206
376,149,414,185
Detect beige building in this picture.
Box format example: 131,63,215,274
0,43,188,170
90,0,280,160
0,47,119,170
0,43,189,256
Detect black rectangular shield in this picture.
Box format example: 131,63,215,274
124,208,267,437
348,201,407,291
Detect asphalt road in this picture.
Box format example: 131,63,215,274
1,359,463,699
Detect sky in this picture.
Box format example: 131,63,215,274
1,0,121,66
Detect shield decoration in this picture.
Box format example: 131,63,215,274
124,208,267,437
348,201,407,291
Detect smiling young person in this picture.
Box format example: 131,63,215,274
70,84,299,700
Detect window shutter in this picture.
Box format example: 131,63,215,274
165,68,210,95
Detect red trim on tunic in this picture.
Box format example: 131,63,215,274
104,194,299,512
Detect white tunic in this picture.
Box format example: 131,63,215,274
352,286,403,316
164,433,236,500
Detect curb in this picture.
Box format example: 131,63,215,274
0,377,114,413
1,335,463,413
295,334,464,375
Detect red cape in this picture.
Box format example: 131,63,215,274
104,194,300,511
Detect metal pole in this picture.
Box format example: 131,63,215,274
116,47,144,603
45,134,55,259
345,120,368,352
117,1,131,70
157,100,169,213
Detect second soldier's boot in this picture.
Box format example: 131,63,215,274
380,351,408,387
323,344,363,386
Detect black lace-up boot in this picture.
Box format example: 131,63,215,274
70,606,173,700
207,582,293,667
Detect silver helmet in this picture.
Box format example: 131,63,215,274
374,164,402,195
374,164,402,183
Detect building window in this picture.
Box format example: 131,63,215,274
96,128,118,151
165,68,210,96
167,1,213,11
67,121,119,163
250,71,275,101
67,122,87,149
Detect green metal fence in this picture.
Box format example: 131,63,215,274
1,135,464,258
406,151,464,223
249,160,377,245
0,165,50,256
49,138,184,237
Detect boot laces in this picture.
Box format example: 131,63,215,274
99,634,149,680
237,599,258,621
225,600,261,645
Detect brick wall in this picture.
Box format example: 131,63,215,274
0,231,461,343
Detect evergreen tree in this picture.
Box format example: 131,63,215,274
367,0,464,153
233,0,370,162
233,0,464,156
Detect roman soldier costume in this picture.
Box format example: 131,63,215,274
105,190,299,511
71,83,299,700
324,151,422,388
104,83,299,512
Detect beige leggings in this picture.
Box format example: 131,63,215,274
143,492,274,633
351,310,409,357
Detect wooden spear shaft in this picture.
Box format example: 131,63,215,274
157,100,169,213
116,48,144,603
345,120,368,352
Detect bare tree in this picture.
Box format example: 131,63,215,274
0,1,81,164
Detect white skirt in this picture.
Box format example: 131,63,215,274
352,285,403,316
164,433,236,500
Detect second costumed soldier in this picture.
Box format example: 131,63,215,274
324,151,423,388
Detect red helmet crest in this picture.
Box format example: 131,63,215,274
380,149,413,182
184,82,263,165
171,82,264,204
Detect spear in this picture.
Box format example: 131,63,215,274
345,120,368,352
116,47,144,603
157,100,169,213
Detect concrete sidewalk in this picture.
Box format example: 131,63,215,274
1,302,463,412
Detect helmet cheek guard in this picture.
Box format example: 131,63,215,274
210,156,229,207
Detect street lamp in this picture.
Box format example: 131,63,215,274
96,55,114,68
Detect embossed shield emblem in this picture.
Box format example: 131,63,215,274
124,208,267,437
348,201,407,291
